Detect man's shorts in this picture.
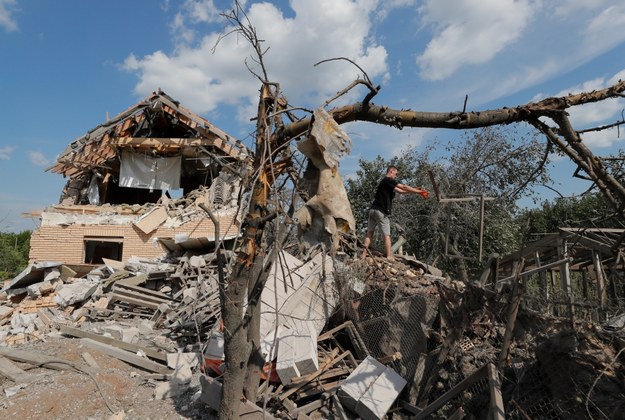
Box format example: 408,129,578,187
367,209,391,236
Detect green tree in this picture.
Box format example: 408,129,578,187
0,230,31,280
347,126,552,280
517,192,621,246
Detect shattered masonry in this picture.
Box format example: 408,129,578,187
3,92,625,419
28,90,250,265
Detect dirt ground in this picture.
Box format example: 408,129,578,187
0,333,217,420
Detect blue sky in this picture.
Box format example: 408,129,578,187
1,0,625,233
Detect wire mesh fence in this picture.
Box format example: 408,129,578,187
333,255,625,419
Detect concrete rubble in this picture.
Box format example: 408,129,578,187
0,242,441,419
3,93,625,417
2,234,625,419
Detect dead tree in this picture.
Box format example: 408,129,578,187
215,7,625,418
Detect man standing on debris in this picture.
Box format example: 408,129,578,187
361,166,429,260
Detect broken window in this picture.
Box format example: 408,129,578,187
83,237,123,264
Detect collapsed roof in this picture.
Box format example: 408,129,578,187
46,89,250,205
27,91,252,264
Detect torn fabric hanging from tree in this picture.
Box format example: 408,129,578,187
294,108,355,255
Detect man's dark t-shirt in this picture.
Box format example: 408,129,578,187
371,177,399,215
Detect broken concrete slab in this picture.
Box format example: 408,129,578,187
81,338,172,375
275,324,319,385
134,206,168,234
171,363,193,385
259,252,308,340
276,331,300,385
261,252,337,347
10,314,37,333
2,261,63,292
43,268,61,282
102,258,126,272
188,255,206,268
26,283,42,299
54,280,98,307
338,356,407,420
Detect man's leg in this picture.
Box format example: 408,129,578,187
383,234,393,259
361,209,381,258
378,214,393,259
361,231,373,258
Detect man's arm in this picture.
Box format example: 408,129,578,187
395,183,429,198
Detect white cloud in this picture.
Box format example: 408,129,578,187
581,4,625,57
0,0,18,32
170,0,224,45
28,151,50,167
553,0,612,17
124,0,389,125
374,0,416,20
184,0,221,23
567,97,625,130
171,12,196,45
581,128,625,149
0,145,14,160
416,0,534,80
425,2,625,109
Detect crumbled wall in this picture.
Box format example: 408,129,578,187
28,213,239,264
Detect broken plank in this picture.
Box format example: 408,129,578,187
59,325,167,362
297,380,341,399
114,282,172,301
280,348,347,402
109,292,163,310
414,364,488,420
87,306,153,318
308,366,351,382
487,363,505,420
290,399,325,417
0,348,83,372
0,356,39,383
81,338,172,375
318,321,369,360
331,394,349,420
399,400,422,415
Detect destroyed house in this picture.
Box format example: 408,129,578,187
29,90,250,265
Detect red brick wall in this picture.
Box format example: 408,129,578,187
29,214,239,264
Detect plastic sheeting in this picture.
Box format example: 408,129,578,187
119,150,181,191
88,173,101,205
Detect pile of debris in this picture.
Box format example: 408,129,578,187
1,248,624,419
